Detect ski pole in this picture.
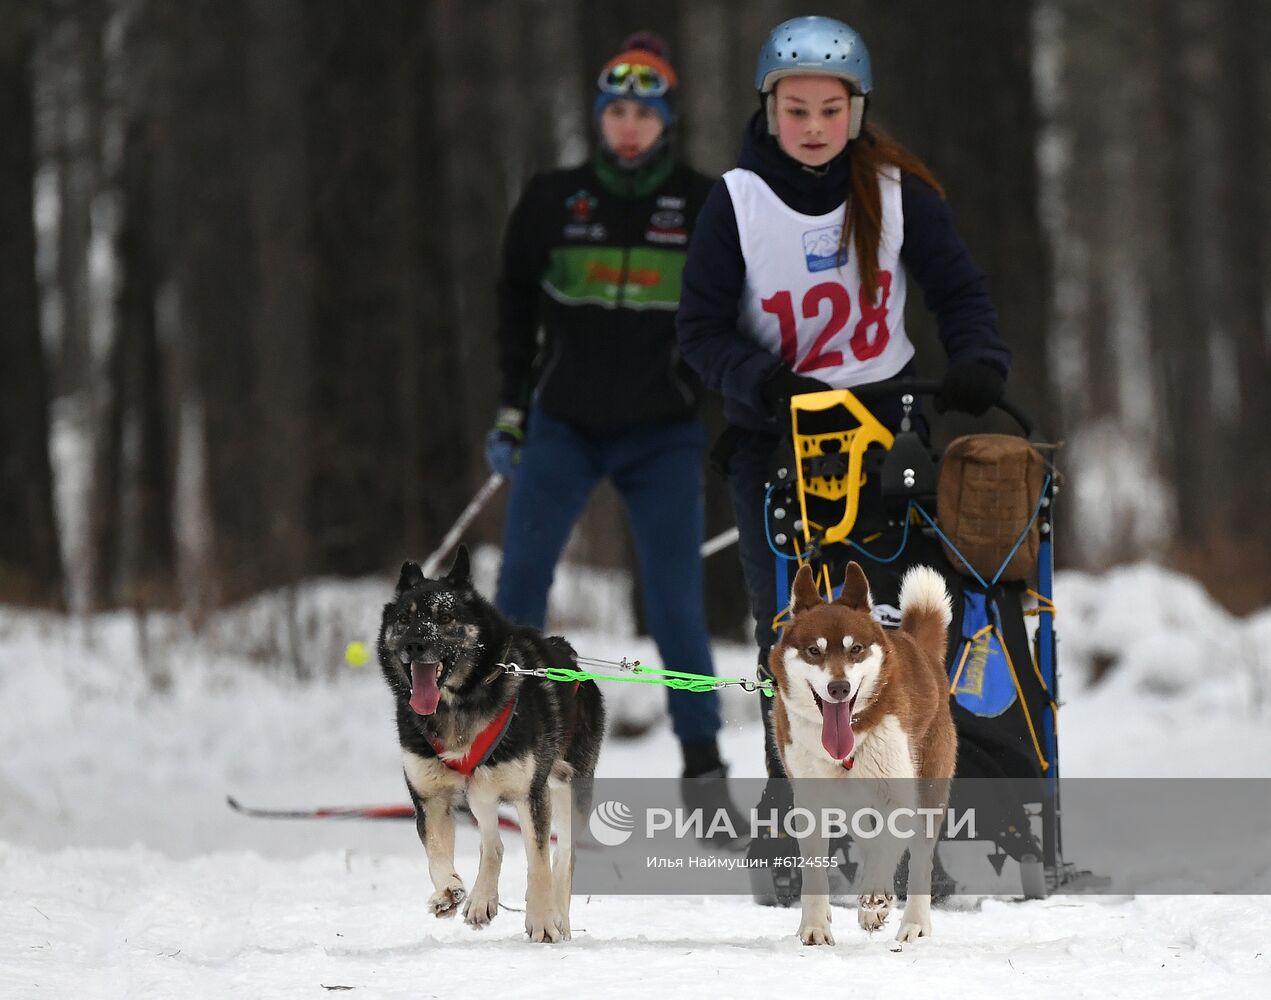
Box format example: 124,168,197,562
424,477,732,573
700,526,739,558
345,491,735,670
421,473,506,577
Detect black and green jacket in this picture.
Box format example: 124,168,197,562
496,151,715,433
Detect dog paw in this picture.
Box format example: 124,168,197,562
857,893,893,932
525,906,565,943
463,890,498,928
894,918,932,944
798,920,835,946
427,878,466,918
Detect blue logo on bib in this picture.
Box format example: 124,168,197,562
803,225,846,272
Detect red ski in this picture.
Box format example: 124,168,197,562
226,796,548,840
227,796,415,821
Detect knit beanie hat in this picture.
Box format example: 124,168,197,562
593,31,679,127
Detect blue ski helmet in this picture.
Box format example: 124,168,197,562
755,16,871,138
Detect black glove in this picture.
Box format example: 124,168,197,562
933,361,1005,417
760,367,832,421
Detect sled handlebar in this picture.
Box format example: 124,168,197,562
845,378,1034,437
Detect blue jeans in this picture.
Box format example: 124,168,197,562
495,408,721,744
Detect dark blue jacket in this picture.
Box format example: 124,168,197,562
676,114,1010,432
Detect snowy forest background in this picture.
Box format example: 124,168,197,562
2,0,1269,640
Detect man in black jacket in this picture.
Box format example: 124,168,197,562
485,33,736,798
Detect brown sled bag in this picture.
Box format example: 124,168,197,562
937,434,1049,583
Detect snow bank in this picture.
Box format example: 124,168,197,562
2,562,1270,997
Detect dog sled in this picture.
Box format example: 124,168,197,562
759,378,1100,900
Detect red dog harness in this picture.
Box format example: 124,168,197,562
429,697,518,777
426,673,583,778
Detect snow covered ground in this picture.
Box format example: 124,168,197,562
2,562,1270,998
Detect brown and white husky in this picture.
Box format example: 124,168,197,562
769,560,956,946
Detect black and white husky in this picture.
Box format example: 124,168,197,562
377,545,605,942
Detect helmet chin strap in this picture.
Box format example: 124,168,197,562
848,94,867,139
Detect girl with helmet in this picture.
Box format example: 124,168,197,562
677,16,1010,793
486,33,743,826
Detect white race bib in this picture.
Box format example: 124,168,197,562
724,166,913,385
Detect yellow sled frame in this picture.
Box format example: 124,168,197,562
789,388,895,551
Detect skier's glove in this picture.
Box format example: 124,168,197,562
933,361,1005,417
483,407,525,478
760,367,832,422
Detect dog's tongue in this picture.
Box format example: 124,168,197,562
821,699,855,761
409,661,442,715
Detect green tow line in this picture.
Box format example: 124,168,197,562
503,658,775,698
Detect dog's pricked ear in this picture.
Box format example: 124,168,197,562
397,561,425,595
445,544,472,587
790,564,823,614
836,561,872,611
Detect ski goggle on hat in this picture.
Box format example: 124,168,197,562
597,51,678,97
599,62,670,96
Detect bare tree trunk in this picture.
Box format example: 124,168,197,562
1079,8,1127,425
529,0,586,170
182,0,261,604
681,0,734,178
389,8,426,562
247,0,313,591
1217,0,1271,609
136,3,214,622
116,115,176,607
46,0,101,403
303,1,462,576
140,0,261,610
76,0,116,608
36,0,106,608
105,0,180,611
0,2,65,606
1147,0,1218,543
431,0,526,561
937,1,1052,438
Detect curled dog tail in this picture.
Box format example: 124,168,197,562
899,565,953,667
